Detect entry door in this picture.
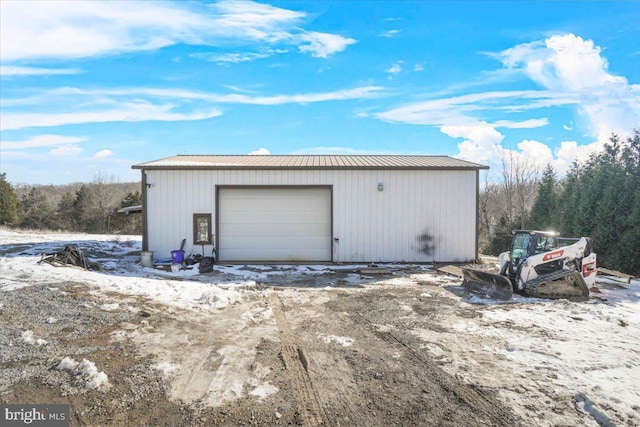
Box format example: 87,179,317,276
218,187,331,262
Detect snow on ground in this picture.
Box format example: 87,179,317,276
56,357,111,391
0,229,256,311
1,228,639,424
21,330,48,345
318,334,355,347
405,271,640,427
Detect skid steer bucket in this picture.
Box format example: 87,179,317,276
461,268,514,300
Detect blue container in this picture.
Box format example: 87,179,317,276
171,250,185,264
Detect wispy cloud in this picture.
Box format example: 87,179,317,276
1,134,87,149
0,0,355,62
298,31,356,58
50,145,83,157
0,66,83,76
385,61,403,79
191,49,286,63
413,63,424,72
1,85,383,130
1,102,223,131
493,33,639,140
93,149,115,159
493,118,549,129
380,29,400,38
375,90,561,126
374,33,639,174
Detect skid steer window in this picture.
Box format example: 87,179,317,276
511,233,532,262
536,236,557,253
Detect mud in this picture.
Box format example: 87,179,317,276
1,276,521,426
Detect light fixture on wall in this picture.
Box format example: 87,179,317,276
145,183,155,189
377,183,384,191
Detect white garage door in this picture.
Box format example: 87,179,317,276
218,187,332,262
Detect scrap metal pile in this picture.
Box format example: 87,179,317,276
39,245,89,270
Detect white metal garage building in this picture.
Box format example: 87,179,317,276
132,155,488,263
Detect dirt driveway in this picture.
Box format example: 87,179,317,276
1,232,638,427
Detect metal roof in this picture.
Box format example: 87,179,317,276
133,155,488,170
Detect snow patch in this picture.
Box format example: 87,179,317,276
249,383,279,399
318,334,354,347
56,357,110,390
100,303,120,311
196,287,243,309
21,330,48,345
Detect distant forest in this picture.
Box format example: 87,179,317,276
0,174,141,235
1,130,638,275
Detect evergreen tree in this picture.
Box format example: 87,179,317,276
73,184,101,232
557,130,640,275
0,173,21,225
110,191,142,234
56,192,78,231
529,165,558,231
20,187,53,229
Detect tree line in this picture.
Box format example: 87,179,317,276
480,130,640,276
0,174,142,235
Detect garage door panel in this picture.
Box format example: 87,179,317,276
218,187,331,261
222,236,331,250
222,211,329,224
222,223,331,237
222,248,330,262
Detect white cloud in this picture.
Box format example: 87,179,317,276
413,63,424,72
191,49,287,63
386,62,403,77
493,118,549,129
448,122,604,176
496,34,639,139
443,123,505,165
94,149,114,159
248,147,270,155
1,134,87,149
554,139,603,174
0,66,82,76
50,145,83,157
0,1,355,62
2,85,382,130
380,29,400,38
563,121,574,131
298,31,356,58
1,102,223,131
376,90,551,126
375,33,638,176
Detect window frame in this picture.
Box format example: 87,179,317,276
193,213,212,245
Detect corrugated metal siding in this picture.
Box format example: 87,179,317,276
144,169,477,262
135,155,487,170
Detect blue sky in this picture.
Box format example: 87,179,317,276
1,1,639,185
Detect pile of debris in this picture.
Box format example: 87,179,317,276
39,245,89,270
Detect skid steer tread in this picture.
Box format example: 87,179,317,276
522,270,589,300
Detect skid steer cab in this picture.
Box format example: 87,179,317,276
463,230,597,300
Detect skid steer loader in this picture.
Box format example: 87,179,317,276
462,230,597,300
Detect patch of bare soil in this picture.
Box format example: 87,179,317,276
1,277,521,426
0,283,195,426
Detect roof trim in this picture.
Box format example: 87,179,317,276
132,155,489,170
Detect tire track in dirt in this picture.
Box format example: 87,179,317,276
270,293,325,426
350,308,520,426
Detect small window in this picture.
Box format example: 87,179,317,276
193,214,212,245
